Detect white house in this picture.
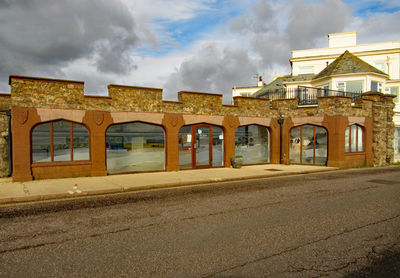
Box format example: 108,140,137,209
254,32,400,161
232,76,265,97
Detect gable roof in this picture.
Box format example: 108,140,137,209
313,50,388,80
254,74,314,97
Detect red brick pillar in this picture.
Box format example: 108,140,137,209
281,118,293,165
222,116,239,167
162,113,185,171
325,116,347,167
269,118,281,164
11,107,42,181
83,111,112,176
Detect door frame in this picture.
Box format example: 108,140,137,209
192,124,213,169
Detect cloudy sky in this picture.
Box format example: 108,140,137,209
0,0,399,103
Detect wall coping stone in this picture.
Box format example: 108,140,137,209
9,75,84,85
108,84,163,91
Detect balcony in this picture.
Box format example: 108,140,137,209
257,86,363,106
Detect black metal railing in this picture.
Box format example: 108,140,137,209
257,86,362,106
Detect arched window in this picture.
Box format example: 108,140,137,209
345,125,364,152
289,125,327,165
32,120,90,162
235,125,270,164
106,122,165,174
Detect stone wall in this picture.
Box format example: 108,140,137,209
0,112,9,177
6,75,396,181
9,76,374,119
362,92,395,166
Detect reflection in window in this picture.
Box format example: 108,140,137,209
212,126,224,167
235,125,270,164
32,121,89,163
179,126,192,169
394,127,400,162
53,121,71,161
32,123,51,162
289,125,327,165
106,122,165,174
345,125,364,153
73,123,90,160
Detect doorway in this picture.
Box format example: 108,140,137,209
179,124,224,169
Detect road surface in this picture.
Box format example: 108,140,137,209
1,166,399,277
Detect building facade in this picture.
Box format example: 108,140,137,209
0,75,395,181
255,32,400,161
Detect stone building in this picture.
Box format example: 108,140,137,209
0,75,395,181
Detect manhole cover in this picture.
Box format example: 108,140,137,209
264,169,282,172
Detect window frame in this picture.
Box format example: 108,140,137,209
345,124,364,153
31,120,90,163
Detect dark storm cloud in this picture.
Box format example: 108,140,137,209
0,0,139,91
285,0,352,50
164,44,258,103
232,0,352,67
164,0,352,102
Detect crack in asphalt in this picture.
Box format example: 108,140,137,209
0,181,394,255
201,214,400,278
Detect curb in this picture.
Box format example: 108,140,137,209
0,168,338,206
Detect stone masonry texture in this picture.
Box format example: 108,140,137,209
2,76,396,180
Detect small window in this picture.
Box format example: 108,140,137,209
32,120,90,162
371,81,382,92
345,125,364,153
337,82,346,92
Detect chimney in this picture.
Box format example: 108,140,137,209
257,76,264,87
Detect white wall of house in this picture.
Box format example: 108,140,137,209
232,86,262,97
291,32,400,80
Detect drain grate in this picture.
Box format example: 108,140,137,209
264,169,282,172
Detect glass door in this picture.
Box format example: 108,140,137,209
194,126,211,168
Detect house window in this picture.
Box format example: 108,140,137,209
371,81,382,92
32,120,90,162
345,125,364,152
337,82,346,92
337,81,363,93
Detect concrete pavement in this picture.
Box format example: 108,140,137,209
0,164,338,205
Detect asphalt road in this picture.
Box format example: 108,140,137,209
1,166,399,277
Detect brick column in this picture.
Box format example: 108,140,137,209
11,107,41,181
222,116,239,167
83,110,112,176
269,118,280,164
325,116,348,167
162,113,185,171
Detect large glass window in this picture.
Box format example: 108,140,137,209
212,126,224,167
235,125,270,164
32,121,89,163
179,125,224,169
106,122,165,174
393,127,400,162
179,126,192,169
289,125,327,165
345,125,364,153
